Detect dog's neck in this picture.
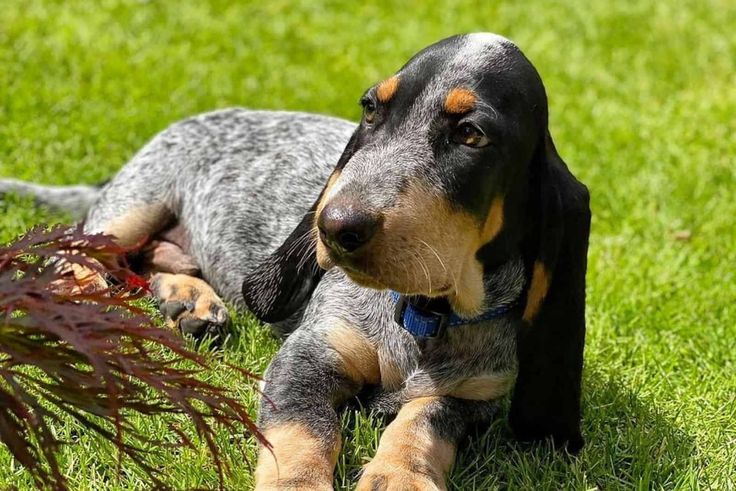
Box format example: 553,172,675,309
477,257,526,312
391,258,526,338
411,258,526,314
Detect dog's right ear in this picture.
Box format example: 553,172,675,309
241,201,323,323
241,131,360,323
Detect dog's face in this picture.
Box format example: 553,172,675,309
314,33,548,316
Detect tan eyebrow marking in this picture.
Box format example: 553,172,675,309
376,76,400,103
444,87,477,114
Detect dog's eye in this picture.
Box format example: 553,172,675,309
361,99,377,124
452,123,489,148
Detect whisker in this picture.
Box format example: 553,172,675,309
419,239,459,296
296,232,318,271
409,247,432,294
284,227,312,258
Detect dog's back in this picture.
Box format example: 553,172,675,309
1,108,355,306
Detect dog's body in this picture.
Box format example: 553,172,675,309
2,33,590,490
86,109,354,309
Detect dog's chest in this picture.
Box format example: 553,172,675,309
376,317,519,400
308,265,524,403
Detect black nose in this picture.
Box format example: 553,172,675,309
318,201,380,254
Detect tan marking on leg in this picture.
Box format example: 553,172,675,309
325,322,380,385
357,397,454,490
255,423,339,490
378,350,405,391
443,88,477,114
51,259,108,296
104,203,171,248
315,170,342,270
522,261,550,322
53,204,173,296
449,372,516,400
376,76,400,103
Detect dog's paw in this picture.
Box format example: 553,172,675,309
150,273,230,340
356,462,445,491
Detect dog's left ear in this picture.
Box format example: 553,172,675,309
241,131,360,323
509,131,591,453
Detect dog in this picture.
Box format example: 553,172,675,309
1,33,590,490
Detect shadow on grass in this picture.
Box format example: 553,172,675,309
451,366,698,490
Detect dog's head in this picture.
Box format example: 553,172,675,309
243,33,570,321
311,33,547,316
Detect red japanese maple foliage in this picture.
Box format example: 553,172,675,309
0,225,262,490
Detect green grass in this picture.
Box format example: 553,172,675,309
1,0,735,489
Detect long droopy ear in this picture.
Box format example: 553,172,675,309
509,131,591,453
241,131,360,323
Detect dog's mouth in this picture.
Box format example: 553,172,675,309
315,222,487,317
339,264,387,290
319,240,453,297
343,262,453,297
319,247,383,288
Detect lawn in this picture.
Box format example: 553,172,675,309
1,0,734,489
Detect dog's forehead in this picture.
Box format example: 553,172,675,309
398,33,519,95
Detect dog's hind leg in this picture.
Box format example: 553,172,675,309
87,204,231,340
86,194,230,339
6,122,231,339
55,196,176,296
90,205,231,340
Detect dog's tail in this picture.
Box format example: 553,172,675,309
0,177,104,220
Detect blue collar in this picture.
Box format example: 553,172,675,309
390,290,518,338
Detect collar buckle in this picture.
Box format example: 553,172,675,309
429,311,450,338
393,294,451,339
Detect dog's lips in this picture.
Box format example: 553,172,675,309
329,254,389,290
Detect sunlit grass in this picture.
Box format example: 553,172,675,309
1,0,734,488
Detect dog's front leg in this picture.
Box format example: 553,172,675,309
356,396,497,491
256,323,379,490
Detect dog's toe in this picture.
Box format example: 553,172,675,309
357,457,446,491
180,317,224,338
159,300,190,320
